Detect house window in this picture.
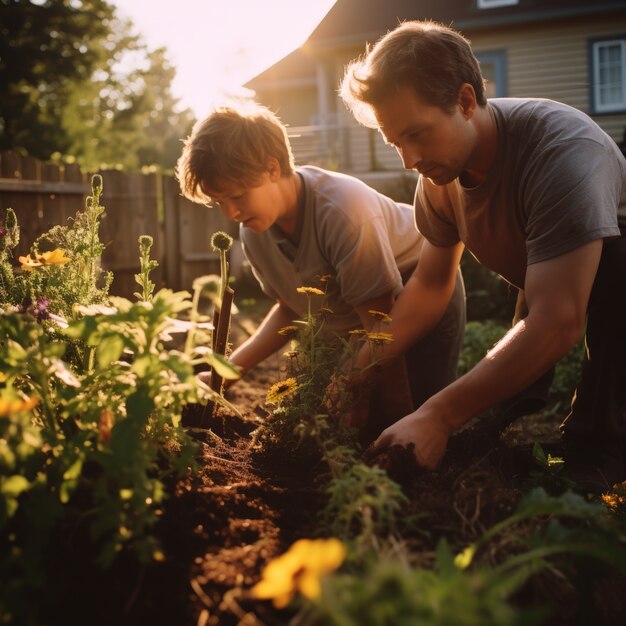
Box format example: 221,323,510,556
476,51,507,98
591,39,626,113
477,0,519,8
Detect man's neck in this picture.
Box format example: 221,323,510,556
460,104,498,188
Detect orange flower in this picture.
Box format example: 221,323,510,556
0,394,39,417
19,249,70,270
98,409,115,444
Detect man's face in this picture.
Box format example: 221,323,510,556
372,85,477,186
204,171,281,233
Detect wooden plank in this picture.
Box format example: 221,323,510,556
177,191,237,292
162,175,182,290
98,169,163,298
0,179,89,194
13,156,41,258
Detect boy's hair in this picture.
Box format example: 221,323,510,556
340,20,486,128
176,104,295,203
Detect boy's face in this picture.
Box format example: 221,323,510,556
372,84,478,186
204,171,282,233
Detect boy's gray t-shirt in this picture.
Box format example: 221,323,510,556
414,98,626,290
241,166,422,332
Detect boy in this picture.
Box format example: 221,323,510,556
176,104,465,439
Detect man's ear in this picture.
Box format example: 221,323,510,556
266,157,282,181
458,83,477,119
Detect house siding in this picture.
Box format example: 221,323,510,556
469,14,626,141
332,13,626,173
251,11,626,173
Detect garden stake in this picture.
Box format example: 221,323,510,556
206,285,234,424
204,230,235,426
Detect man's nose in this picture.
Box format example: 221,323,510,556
398,145,421,171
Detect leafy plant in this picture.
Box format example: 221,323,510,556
0,175,242,624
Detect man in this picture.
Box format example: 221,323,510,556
176,104,465,442
340,20,626,491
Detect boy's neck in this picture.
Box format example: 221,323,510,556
275,172,304,242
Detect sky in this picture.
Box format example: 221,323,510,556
111,0,337,118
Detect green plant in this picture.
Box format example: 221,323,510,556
0,177,242,624
294,541,541,626
458,320,508,376
134,235,159,302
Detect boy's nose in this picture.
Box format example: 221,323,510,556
221,202,240,221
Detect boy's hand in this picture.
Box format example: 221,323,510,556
197,371,212,387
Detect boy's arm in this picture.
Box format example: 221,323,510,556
227,299,298,376
371,238,602,468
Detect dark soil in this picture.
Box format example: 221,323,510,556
40,310,625,626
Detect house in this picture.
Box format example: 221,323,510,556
246,0,626,182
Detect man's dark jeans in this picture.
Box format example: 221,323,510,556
561,228,626,447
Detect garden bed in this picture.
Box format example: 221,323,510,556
39,344,624,626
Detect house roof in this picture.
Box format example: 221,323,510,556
246,0,626,89
307,0,626,49
245,48,317,91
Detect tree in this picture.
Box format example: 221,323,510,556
0,0,195,170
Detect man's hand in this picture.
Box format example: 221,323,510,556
367,406,454,470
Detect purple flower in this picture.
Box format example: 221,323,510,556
0,226,6,238
18,297,50,322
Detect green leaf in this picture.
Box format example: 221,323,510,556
1,475,30,497
206,353,240,380
97,334,125,368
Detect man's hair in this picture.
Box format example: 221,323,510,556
176,104,295,203
340,20,487,128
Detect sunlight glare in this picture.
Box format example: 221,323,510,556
111,0,337,117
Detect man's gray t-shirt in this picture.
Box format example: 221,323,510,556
241,166,422,332
414,98,626,289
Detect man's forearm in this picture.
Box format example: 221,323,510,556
425,310,580,431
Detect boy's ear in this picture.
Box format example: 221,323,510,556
266,157,281,181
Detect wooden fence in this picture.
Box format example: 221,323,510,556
0,151,236,298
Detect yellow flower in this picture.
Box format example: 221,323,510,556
0,372,5,383
251,538,346,608
0,394,39,417
282,350,300,359
366,331,394,345
278,325,299,336
316,274,333,283
266,377,299,405
368,310,392,323
19,248,71,271
348,329,368,337
296,286,324,296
